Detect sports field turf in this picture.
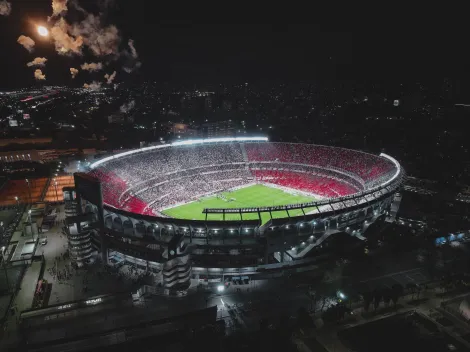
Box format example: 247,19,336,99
162,184,317,223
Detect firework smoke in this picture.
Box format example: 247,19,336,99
71,14,120,57
27,57,48,67
104,71,116,84
81,62,103,72
34,69,46,80
83,81,101,90
69,0,86,14
70,67,79,78
123,61,141,73
122,39,141,72
50,18,83,55
52,0,68,17
0,0,11,16
17,35,35,52
120,100,135,113
128,39,138,59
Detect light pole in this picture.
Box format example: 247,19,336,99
54,180,59,202
25,179,32,204
28,209,34,240
14,196,19,208
1,246,9,293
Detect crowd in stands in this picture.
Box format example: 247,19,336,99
88,169,154,215
141,168,252,210
105,144,244,186
88,142,399,215
245,142,395,184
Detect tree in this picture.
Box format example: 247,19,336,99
320,296,328,311
323,304,349,323
307,291,317,312
362,291,373,312
297,306,313,328
406,283,416,299
373,288,383,311
382,287,392,306
416,284,424,299
391,284,403,309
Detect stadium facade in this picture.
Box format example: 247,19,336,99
63,137,405,293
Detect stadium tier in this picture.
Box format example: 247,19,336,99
66,138,404,288
88,142,397,214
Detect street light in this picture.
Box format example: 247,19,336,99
25,179,32,204
337,290,346,301
1,246,9,292
14,196,19,208
28,209,33,240
54,180,59,202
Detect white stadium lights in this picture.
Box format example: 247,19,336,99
171,136,268,146
379,153,401,187
89,136,268,169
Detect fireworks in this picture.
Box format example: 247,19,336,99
37,25,49,37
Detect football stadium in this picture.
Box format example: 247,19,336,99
64,137,405,292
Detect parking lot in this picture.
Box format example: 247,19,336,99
361,267,431,290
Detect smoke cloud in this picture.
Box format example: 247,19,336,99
81,62,103,72
123,61,141,73
70,67,79,78
120,100,135,114
0,0,11,16
17,35,35,52
70,14,120,57
52,0,68,17
69,0,86,14
128,39,138,59
83,81,101,90
104,71,116,84
27,57,48,67
122,39,141,73
34,69,46,80
50,18,83,55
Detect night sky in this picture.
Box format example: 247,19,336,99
0,1,469,88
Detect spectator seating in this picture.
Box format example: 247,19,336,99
88,142,397,214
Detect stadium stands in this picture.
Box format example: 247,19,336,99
88,142,398,215
88,169,155,215
245,143,395,184
105,144,244,185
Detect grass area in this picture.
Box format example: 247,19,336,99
162,184,316,223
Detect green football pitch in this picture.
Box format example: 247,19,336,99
162,184,317,223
